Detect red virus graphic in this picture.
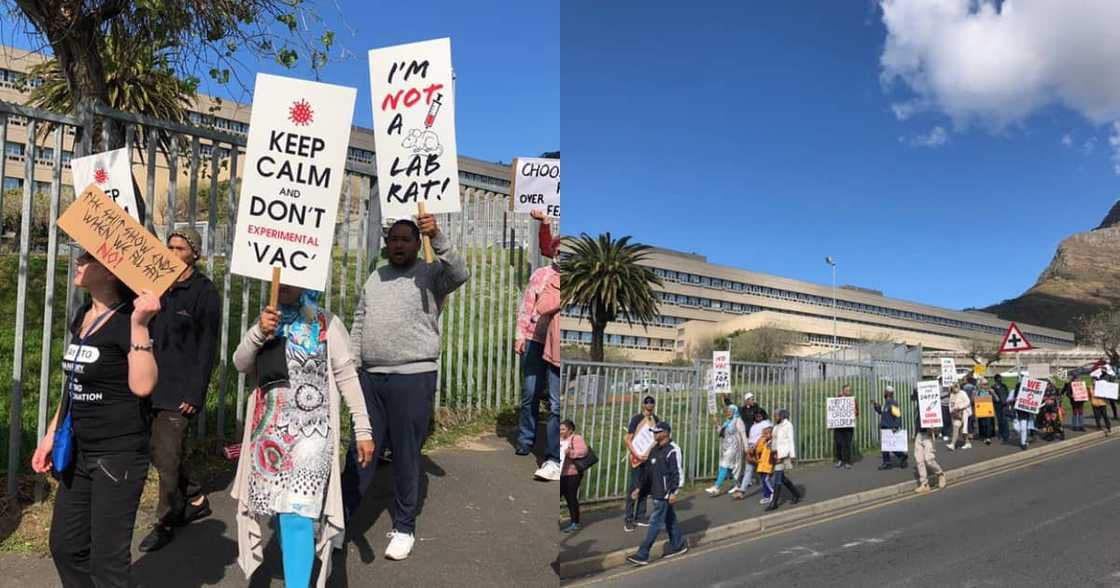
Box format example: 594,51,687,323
288,99,314,126
93,167,108,185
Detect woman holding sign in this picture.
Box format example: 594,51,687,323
706,404,747,496
30,250,161,588
231,285,374,588
1087,380,1112,434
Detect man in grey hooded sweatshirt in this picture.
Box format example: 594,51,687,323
341,213,469,561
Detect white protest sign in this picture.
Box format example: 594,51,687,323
70,148,141,222
1014,378,1046,414
1095,380,1120,401
632,426,654,458
229,74,356,291
826,396,856,429
1071,381,1089,402
1027,363,1051,380
369,38,461,219
712,351,731,394
917,380,943,429
880,428,908,453
940,358,957,385
511,157,560,218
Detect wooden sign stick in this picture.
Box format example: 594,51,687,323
417,201,435,264
269,266,281,309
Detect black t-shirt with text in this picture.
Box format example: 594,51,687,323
64,302,149,452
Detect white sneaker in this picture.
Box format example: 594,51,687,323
533,460,562,481
962,443,972,449
705,485,720,496
384,530,415,561
946,445,955,451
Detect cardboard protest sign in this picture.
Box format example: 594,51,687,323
71,148,142,223
510,157,560,218
57,185,185,296
917,381,943,428
712,351,731,393
369,38,461,219
1095,380,1120,401
1027,363,1051,380
940,358,957,385
229,73,356,291
880,428,908,453
632,426,654,458
974,396,995,418
826,396,856,429
1014,378,1046,414
1071,381,1089,402
973,364,987,376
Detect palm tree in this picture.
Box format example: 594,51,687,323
560,233,662,362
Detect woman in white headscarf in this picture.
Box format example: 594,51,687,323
707,403,748,496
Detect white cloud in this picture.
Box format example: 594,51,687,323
879,0,1120,129
1061,133,1073,147
909,125,949,148
1084,137,1098,155
1109,124,1120,173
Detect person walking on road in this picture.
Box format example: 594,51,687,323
872,386,908,470
733,409,771,499
833,384,857,469
1063,381,1085,432
752,425,775,505
910,387,946,494
139,228,221,553
1088,379,1112,434
560,419,588,533
1008,380,1035,450
624,396,660,532
948,384,973,450
992,374,1011,444
976,379,997,445
939,378,952,442
707,404,747,496
765,409,801,511
626,422,688,566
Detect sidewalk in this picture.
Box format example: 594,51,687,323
1,433,556,587
559,424,1106,575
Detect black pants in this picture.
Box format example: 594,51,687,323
150,409,201,526
833,428,854,464
995,403,1010,442
624,463,651,523
341,370,436,534
560,472,583,524
978,417,995,439
50,448,149,588
1093,406,1112,431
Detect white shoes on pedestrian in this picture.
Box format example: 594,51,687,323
705,485,721,496
385,530,415,561
946,444,955,451
961,442,972,450
534,460,562,481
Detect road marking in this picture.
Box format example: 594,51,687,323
565,434,1118,587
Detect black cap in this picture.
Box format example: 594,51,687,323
642,395,656,405
651,421,671,435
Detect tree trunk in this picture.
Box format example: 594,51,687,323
590,321,606,363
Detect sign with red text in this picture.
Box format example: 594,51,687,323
1014,378,1046,414
230,73,356,290
1071,381,1089,402
57,185,185,296
917,380,943,429
712,350,731,393
369,38,461,219
71,148,141,223
511,157,560,218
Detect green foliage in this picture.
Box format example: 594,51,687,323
697,326,799,364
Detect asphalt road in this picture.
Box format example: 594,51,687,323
574,435,1120,588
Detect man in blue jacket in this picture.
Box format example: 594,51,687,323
627,421,688,566
873,386,908,470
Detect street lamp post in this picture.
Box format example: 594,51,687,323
825,256,837,348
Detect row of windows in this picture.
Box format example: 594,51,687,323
0,68,42,89
649,266,1072,346
199,144,232,158
4,143,73,167
462,170,510,188
188,112,250,135
561,305,691,329
348,147,374,164
2,176,74,197
560,329,675,351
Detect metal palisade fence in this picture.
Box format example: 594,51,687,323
0,100,550,495
560,354,921,504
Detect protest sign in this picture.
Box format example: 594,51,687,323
1095,380,1120,401
510,157,560,218
940,358,957,385
57,185,185,296
369,38,461,219
712,351,731,394
880,428,908,453
1071,381,1089,402
229,73,356,291
1014,378,1046,414
973,364,987,376
70,148,142,223
974,396,995,418
1027,363,1051,380
917,380,943,429
704,366,717,415
826,396,856,429
632,426,654,458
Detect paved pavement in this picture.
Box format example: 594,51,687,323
574,432,1120,587
560,424,1105,572
1,433,557,587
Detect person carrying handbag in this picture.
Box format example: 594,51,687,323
560,419,594,533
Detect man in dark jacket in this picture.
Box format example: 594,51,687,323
992,375,1011,444
872,386,908,470
139,227,221,552
627,421,687,566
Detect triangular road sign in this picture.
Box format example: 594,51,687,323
999,322,1034,353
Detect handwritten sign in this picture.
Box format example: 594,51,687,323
1095,380,1120,401
826,396,856,429
1014,378,1046,414
917,380,943,429
880,428,908,453
229,73,356,291
1027,363,1051,380
1071,381,1089,402
974,396,995,418
70,148,142,223
369,38,461,219
510,157,560,218
632,426,654,458
57,185,185,296
940,358,957,385
712,351,731,393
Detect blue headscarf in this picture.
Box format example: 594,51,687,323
722,404,740,433
277,290,324,354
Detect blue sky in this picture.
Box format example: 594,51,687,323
562,1,1118,311
2,0,559,164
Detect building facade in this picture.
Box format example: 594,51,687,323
561,246,1076,364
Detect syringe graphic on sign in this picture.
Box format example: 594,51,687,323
403,93,444,157
425,93,442,128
